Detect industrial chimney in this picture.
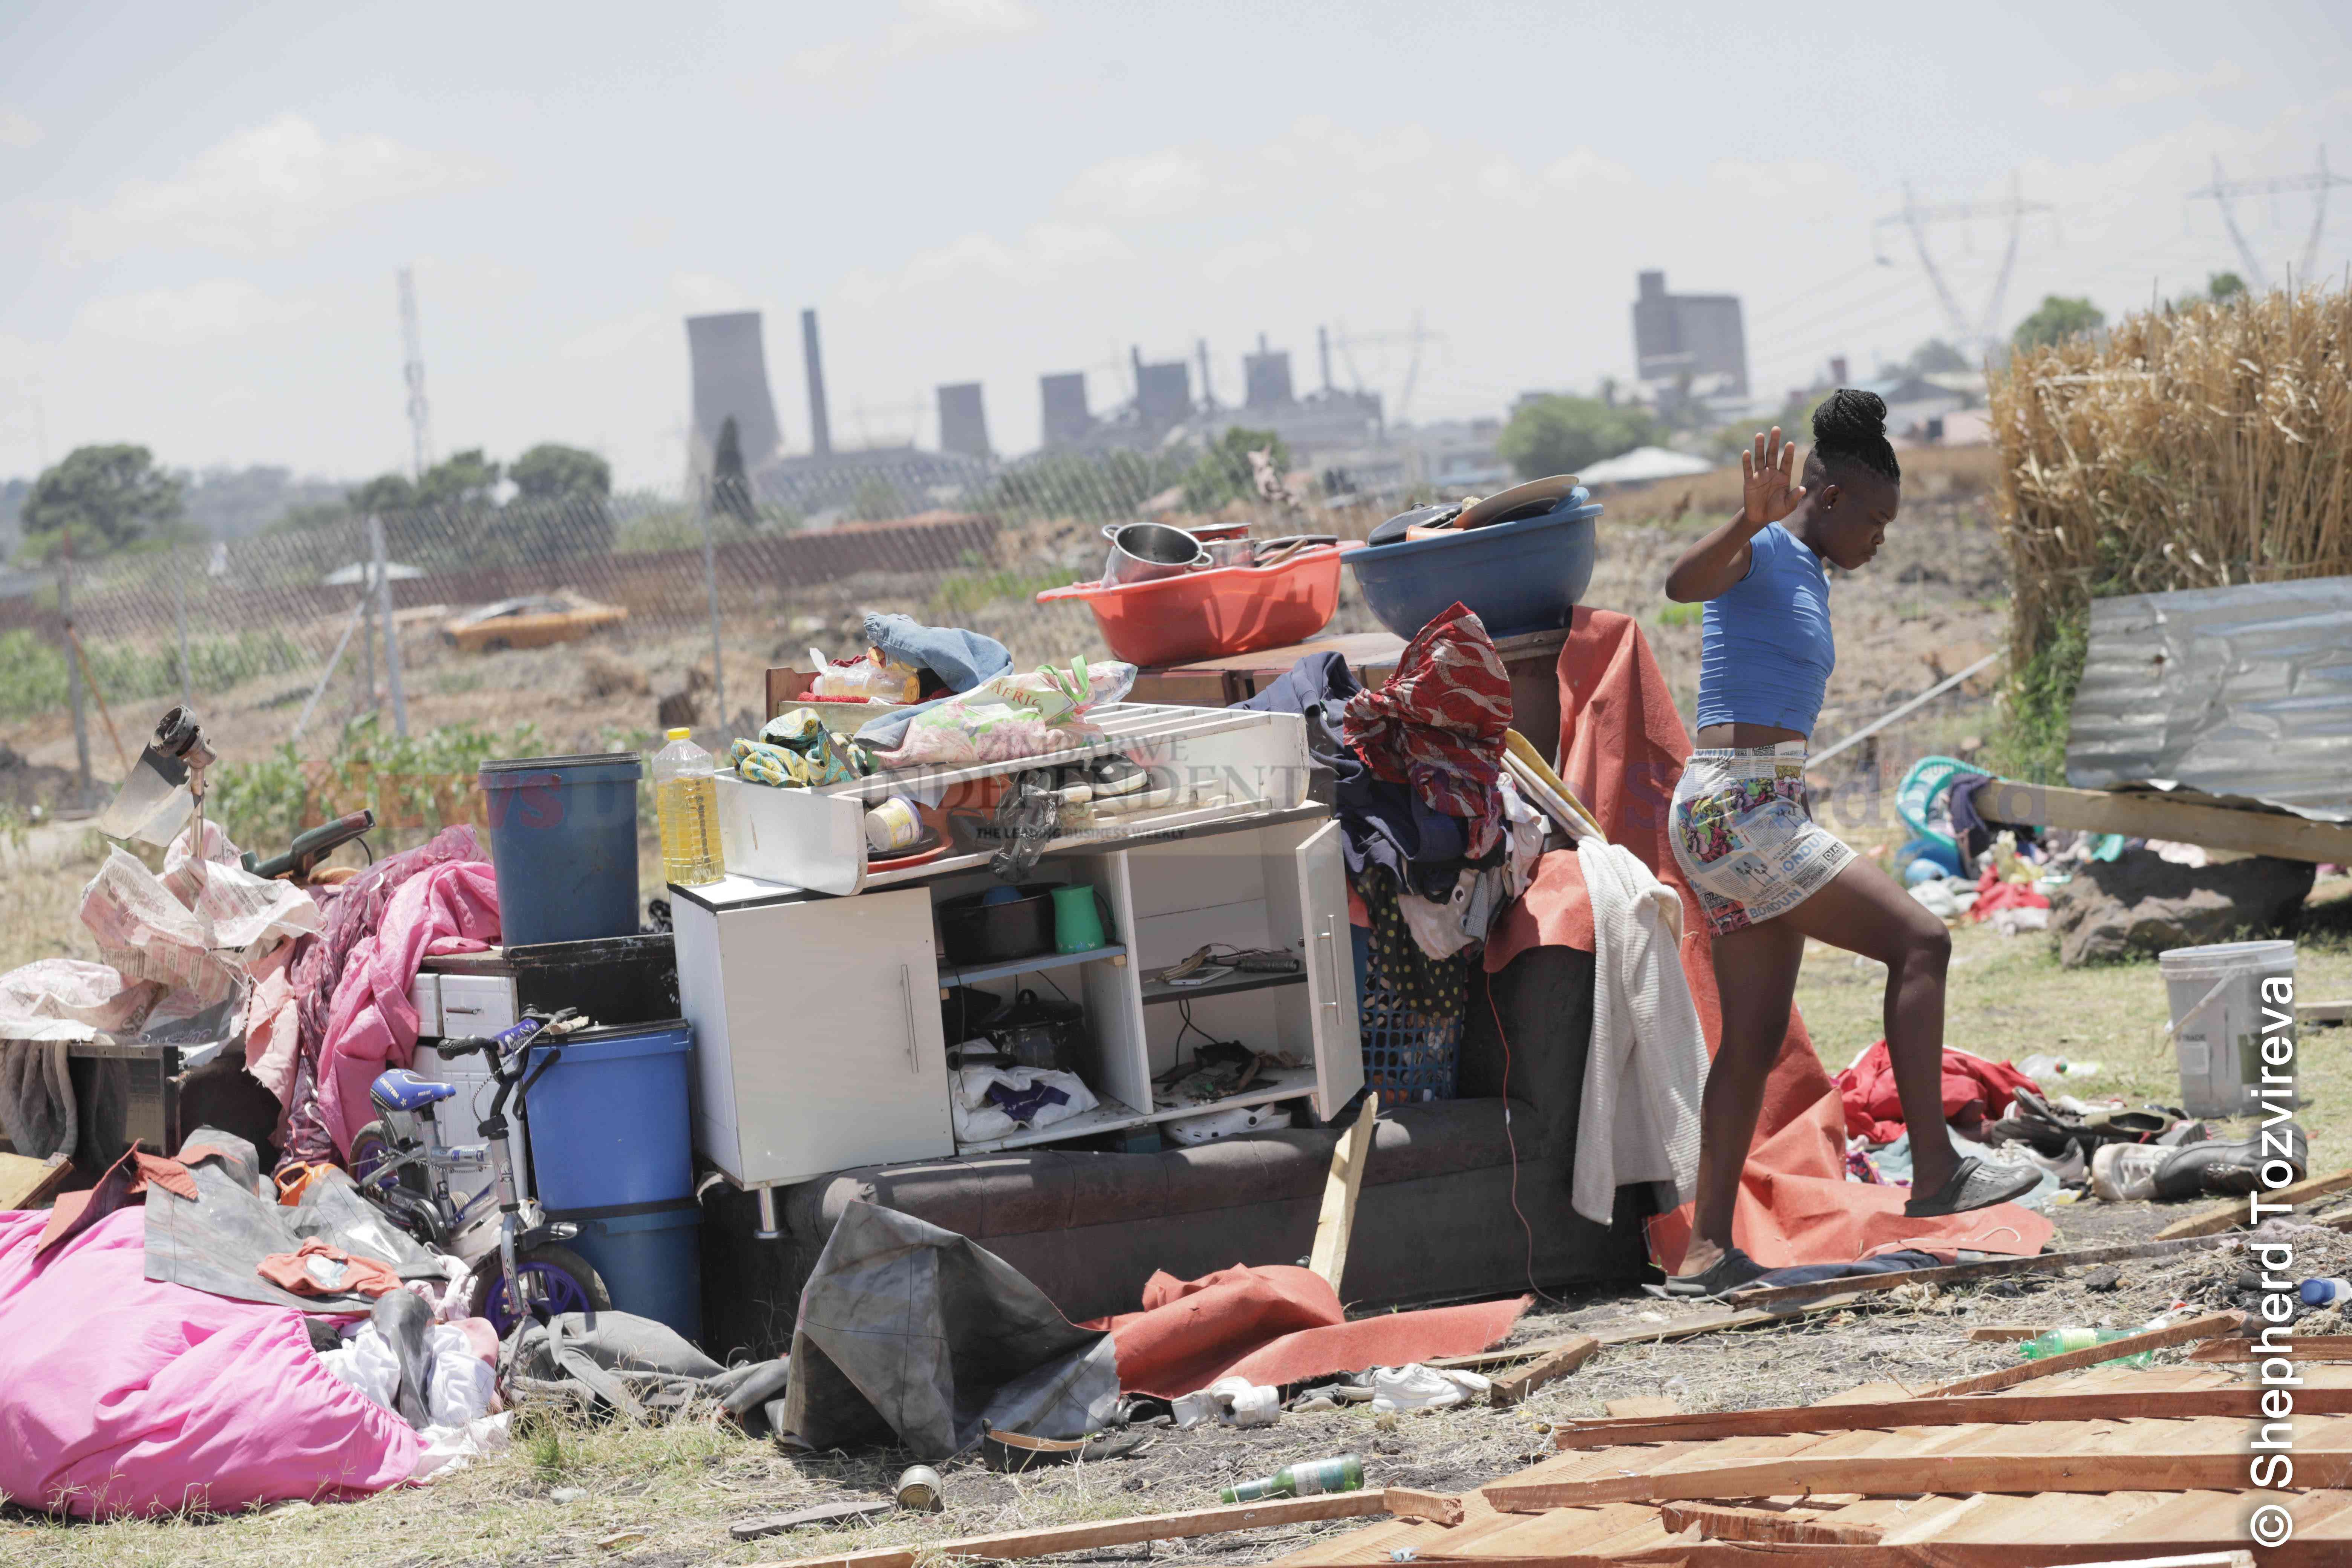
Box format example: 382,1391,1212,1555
801,308,833,458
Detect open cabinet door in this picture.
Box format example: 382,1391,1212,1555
1294,820,1364,1118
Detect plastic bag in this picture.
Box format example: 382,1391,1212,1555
871,658,1136,770
809,647,920,704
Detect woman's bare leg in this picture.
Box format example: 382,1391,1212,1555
1678,915,1805,1274
1779,855,1959,1193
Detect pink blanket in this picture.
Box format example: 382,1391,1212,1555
0,1207,417,1517
317,859,499,1157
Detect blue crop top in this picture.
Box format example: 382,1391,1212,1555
1694,521,1834,735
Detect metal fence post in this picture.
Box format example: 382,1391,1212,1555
372,516,409,736
173,568,191,706
60,560,92,806
700,496,726,733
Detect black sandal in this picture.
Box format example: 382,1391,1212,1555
1903,1156,2043,1217
1661,1246,1769,1299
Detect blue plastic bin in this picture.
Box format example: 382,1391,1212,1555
480,752,643,948
551,1199,703,1345
1346,498,1602,639
522,1020,692,1212
1351,926,1461,1107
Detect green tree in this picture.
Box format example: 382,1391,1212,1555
509,443,611,502
1496,395,1655,480
851,476,907,522
346,473,417,515
2011,295,2105,351
2206,271,2247,303
415,449,503,510
1905,338,1971,374
18,444,184,559
1181,427,1291,511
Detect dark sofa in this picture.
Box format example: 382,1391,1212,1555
701,945,1648,1361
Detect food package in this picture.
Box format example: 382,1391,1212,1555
809,646,921,704
869,658,1136,770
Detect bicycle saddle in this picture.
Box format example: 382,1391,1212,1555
371,1068,459,1112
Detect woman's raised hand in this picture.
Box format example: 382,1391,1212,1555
1740,427,1807,527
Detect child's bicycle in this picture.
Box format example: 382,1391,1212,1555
349,1009,611,1335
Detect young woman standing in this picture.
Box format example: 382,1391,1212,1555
1660,390,2036,1295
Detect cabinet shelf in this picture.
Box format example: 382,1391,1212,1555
1139,966,1308,1006
939,944,1127,991
952,1095,1153,1155
1149,1061,1320,1119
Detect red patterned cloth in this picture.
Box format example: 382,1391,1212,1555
1341,600,1511,856
1834,1041,2043,1144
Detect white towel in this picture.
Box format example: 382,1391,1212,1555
1572,838,1709,1226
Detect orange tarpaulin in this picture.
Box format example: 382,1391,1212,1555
1484,608,2051,1269
1086,1264,1527,1397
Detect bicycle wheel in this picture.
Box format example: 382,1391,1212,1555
463,1243,611,1337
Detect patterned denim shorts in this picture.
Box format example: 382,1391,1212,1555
1668,741,1855,936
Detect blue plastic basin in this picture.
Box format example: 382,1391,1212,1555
522,1019,692,1212
549,1198,703,1345
1346,499,1602,639
480,752,642,948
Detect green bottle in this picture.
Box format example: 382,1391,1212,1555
2018,1328,2153,1368
1220,1455,1365,1504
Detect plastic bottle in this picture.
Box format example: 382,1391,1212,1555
2300,1277,2352,1308
1219,1454,1365,1504
653,728,724,887
2018,1326,2153,1368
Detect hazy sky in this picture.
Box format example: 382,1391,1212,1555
3,0,2348,491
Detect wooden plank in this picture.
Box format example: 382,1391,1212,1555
1308,1094,1377,1295
1490,1335,1598,1408
1915,1311,2242,1397
1381,1490,1464,1527
1975,778,2352,865
2301,998,2352,1026
752,1492,1396,1568
730,1501,894,1541
1486,1447,2352,1510
1432,1292,1867,1370
1658,1501,1882,1545
0,1153,70,1211
1550,1380,2352,1449
1968,1325,2047,1342
2157,1166,2352,1240
2190,1335,2352,1362
1726,1238,2228,1307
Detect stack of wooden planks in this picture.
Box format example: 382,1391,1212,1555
1270,1363,2352,1566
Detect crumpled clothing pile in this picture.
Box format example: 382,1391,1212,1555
1342,600,1512,858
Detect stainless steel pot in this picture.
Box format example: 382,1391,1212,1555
1202,537,1256,569
1100,522,1211,585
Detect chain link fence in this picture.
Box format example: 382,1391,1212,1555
0,447,1401,791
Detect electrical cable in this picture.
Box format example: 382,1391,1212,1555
1486,975,1573,1310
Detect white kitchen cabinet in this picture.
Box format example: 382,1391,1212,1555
676,885,953,1188
672,704,1363,1193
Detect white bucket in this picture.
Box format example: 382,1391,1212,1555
2157,939,2296,1118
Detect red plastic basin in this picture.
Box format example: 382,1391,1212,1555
1036,543,1355,667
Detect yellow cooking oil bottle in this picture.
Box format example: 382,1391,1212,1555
652,728,724,887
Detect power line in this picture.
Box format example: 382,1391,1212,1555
397,267,432,481
1872,173,2055,361
2188,147,2349,292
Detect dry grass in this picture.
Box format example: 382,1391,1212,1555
1990,287,2352,673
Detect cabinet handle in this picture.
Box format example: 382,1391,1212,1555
898,963,920,1073
1317,919,1341,1013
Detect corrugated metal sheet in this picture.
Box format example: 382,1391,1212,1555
2067,575,2352,822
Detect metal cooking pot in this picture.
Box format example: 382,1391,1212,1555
1101,522,1211,585
1202,537,1255,570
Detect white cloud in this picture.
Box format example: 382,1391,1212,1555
786,0,1043,83
1205,227,1312,284
0,108,41,149
2042,61,2249,111
64,114,498,258
839,220,1131,303
1062,150,1209,220
77,279,314,345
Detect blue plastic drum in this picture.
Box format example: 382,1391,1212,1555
479,752,643,948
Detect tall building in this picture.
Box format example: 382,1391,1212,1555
1243,333,1294,409
684,312,782,480
936,382,990,461
1040,372,1092,446
1630,271,1749,397
1131,348,1192,430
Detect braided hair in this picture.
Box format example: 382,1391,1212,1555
1809,388,1901,483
